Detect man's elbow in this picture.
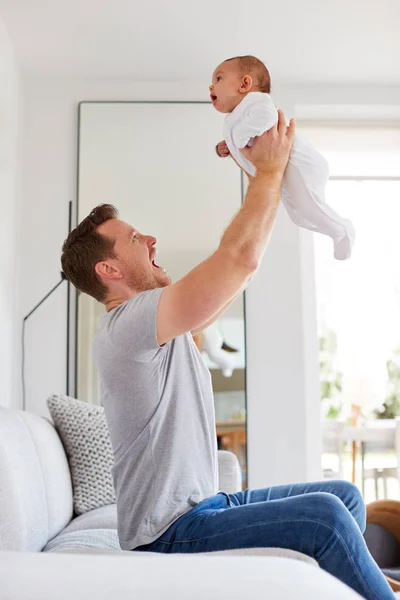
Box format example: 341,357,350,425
239,249,260,275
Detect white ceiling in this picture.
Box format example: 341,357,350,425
0,0,399,84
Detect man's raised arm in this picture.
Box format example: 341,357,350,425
157,111,295,346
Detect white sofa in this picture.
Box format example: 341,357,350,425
0,407,363,598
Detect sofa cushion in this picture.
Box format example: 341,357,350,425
364,522,400,568
382,567,400,581
0,408,73,552
55,506,317,565
47,394,116,515
63,504,118,534
201,548,317,565
44,529,121,553
217,450,242,493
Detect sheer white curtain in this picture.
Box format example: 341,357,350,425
298,123,400,419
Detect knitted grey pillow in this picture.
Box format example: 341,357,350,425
47,394,116,515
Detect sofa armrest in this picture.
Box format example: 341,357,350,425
217,450,242,493
0,551,364,599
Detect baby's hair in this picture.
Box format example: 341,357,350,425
224,55,271,94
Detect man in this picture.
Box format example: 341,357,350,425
61,112,393,599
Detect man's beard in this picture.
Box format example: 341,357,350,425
125,263,170,293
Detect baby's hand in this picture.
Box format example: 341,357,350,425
216,141,230,158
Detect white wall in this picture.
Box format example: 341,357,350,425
19,74,400,486
19,78,210,418
0,18,21,408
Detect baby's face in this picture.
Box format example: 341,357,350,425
209,61,244,114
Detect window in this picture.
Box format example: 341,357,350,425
299,123,400,501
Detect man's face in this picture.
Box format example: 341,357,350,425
97,219,171,294
209,61,243,113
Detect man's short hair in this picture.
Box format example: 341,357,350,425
61,204,118,302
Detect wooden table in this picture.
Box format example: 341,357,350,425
343,419,398,496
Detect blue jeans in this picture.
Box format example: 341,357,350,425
137,480,394,599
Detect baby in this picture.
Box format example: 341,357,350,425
210,56,355,260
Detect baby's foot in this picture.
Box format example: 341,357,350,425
333,220,356,260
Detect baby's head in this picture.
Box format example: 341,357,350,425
210,55,271,114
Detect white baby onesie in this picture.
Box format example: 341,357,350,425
223,92,355,260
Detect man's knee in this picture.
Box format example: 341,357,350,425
307,492,356,532
344,481,366,529
326,481,366,529
329,480,363,504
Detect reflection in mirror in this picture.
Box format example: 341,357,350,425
77,102,247,487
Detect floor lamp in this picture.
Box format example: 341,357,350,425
22,201,72,410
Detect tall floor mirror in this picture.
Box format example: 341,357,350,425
76,102,248,487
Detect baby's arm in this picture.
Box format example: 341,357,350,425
232,96,278,149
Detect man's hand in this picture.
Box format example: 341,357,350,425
240,110,295,179
216,140,230,158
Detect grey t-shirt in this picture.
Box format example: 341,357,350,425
93,287,218,550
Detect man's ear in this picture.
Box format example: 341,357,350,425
239,75,253,93
95,261,123,281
